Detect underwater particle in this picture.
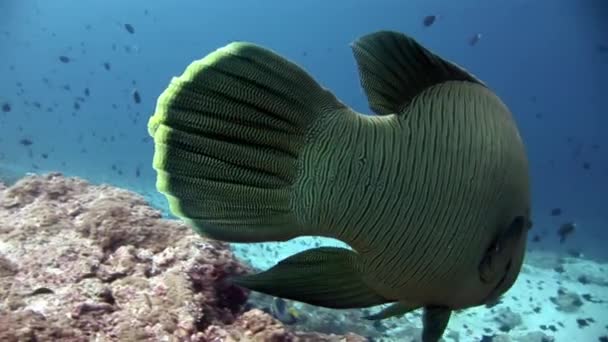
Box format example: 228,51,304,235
132,89,141,104
59,55,71,63
124,23,135,34
469,33,482,46
557,222,575,243
423,15,437,27
1,102,10,112
550,208,562,216
103,62,111,71
19,138,33,146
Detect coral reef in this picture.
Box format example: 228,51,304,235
0,173,366,342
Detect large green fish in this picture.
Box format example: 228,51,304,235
148,30,531,341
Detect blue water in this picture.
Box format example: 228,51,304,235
1,0,607,339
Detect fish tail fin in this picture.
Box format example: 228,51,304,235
148,42,346,242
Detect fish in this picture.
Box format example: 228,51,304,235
558,222,576,243
270,297,299,324
132,89,141,104
469,33,482,46
124,23,135,34
550,208,562,216
423,15,437,27
147,30,531,342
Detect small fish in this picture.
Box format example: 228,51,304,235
1,102,10,112
132,89,141,104
103,62,111,71
558,222,576,243
469,33,482,46
19,138,33,146
124,23,135,34
84,88,90,96
423,15,437,27
148,30,531,342
270,297,299,324
550,208,562,216
59,55,71,63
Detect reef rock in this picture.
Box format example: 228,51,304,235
0,173,366,342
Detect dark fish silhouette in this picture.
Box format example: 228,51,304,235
132,90,141,104
423,15,437,27
550,208,562,216
124,23,135,34
469,33,482,46
558,222,576,243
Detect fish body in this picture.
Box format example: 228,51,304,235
148,30,531,341
292,80,529,310
423,15,437,27
558,222,576,243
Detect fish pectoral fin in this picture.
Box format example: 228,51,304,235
363,301,420,320
231,247,390,309
422,306,452,342
350,30,485,115
479,215,526,283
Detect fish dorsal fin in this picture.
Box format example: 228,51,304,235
350,30,485,115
